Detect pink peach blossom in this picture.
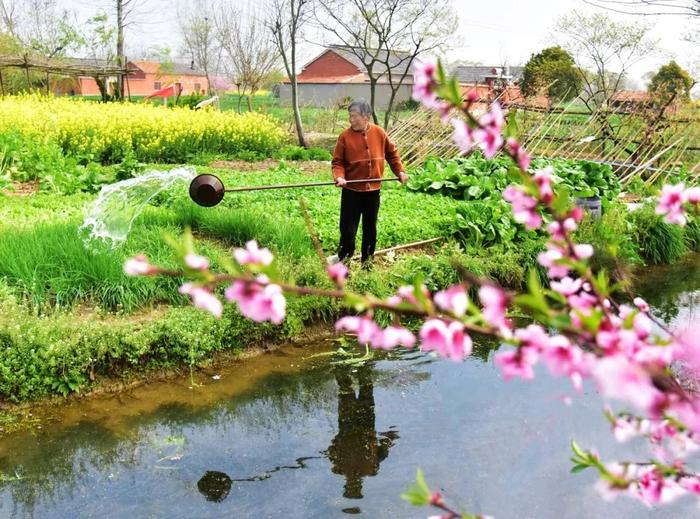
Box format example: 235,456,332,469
179,282,223,317
123,254,156,276
434,285,469,317
185,253,209,271
233,240,273,267
419,319,473,361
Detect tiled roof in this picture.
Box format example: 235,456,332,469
611,90,651,103
453,65,524,84
328,45,415,78
130,60,207,77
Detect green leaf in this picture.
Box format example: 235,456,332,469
514,294,548,315
343,292,367,312
467,185,483,198
504,110,519,139
401,468,431,506
570,440,585,458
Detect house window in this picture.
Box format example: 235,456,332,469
194,83,201,93
154,81,161,90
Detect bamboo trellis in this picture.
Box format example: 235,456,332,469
389,98,700,185
0,54,133,97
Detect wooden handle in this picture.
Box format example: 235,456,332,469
225,177,400,193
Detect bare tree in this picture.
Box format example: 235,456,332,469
2,0,83,92
216,4,279,112
314,0,457,129
82,11,117,101
178,1,219,95
554,11,658,111
583,0,699,17
96,0,155,99
584,0,699,47
0,0,19,36
11,0,82,58
268,0,311,147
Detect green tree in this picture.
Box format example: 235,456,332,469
80,12,117,101
648,60,695,104
0,31,23,94
521,46,582,102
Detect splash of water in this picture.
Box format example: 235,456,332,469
80,167,197,249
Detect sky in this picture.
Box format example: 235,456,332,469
57,0,699,87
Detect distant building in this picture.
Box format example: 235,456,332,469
610,90,653,110
453,65,549,109
279,45,415,110
51,60,210,97
452,65,524,87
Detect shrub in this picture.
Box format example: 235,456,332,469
630,204,687,264
573,203,643,272
684,216,700,252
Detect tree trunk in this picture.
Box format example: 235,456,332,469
205,67,212,95
96,76,109,102
0,70,4,95
290,76,307,148
369,77,379,125
116,0,125,101
236,85,242,113
247,94,253,111
384,84,400,130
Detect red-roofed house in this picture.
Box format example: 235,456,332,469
52,60,210,97
279,45,415,109
610,90,653,110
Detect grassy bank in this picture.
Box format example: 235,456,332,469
0,156,697,403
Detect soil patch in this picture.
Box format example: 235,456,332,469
5,181,39,197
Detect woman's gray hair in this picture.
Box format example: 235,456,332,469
348,99,372,116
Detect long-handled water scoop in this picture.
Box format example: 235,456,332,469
189,174,401,207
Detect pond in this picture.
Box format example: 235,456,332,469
1,255,699,518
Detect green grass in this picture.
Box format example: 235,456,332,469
1,155,698,402
684,217,700,252
0,161,461,313
573,203,643,272
0,221,187,311
630,204,688,264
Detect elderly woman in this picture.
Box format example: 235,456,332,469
329,99,408,267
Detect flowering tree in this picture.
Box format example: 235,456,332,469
125,60,700,516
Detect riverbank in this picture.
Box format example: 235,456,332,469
0,253,698,517
1,159,698,403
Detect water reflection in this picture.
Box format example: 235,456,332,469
1,253,697,518
325,362,398,499
197,471,232,502
634,253,700,325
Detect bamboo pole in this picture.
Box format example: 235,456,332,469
350,237,443,261
298,197,327,268
225,177,399,193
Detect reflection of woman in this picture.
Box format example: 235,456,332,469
325,363,398,499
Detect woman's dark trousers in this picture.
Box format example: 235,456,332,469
337,188,380,263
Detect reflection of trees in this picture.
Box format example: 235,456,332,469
0,350,429,517
325,363,398,499
633,255,700,324
0,421,134,516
